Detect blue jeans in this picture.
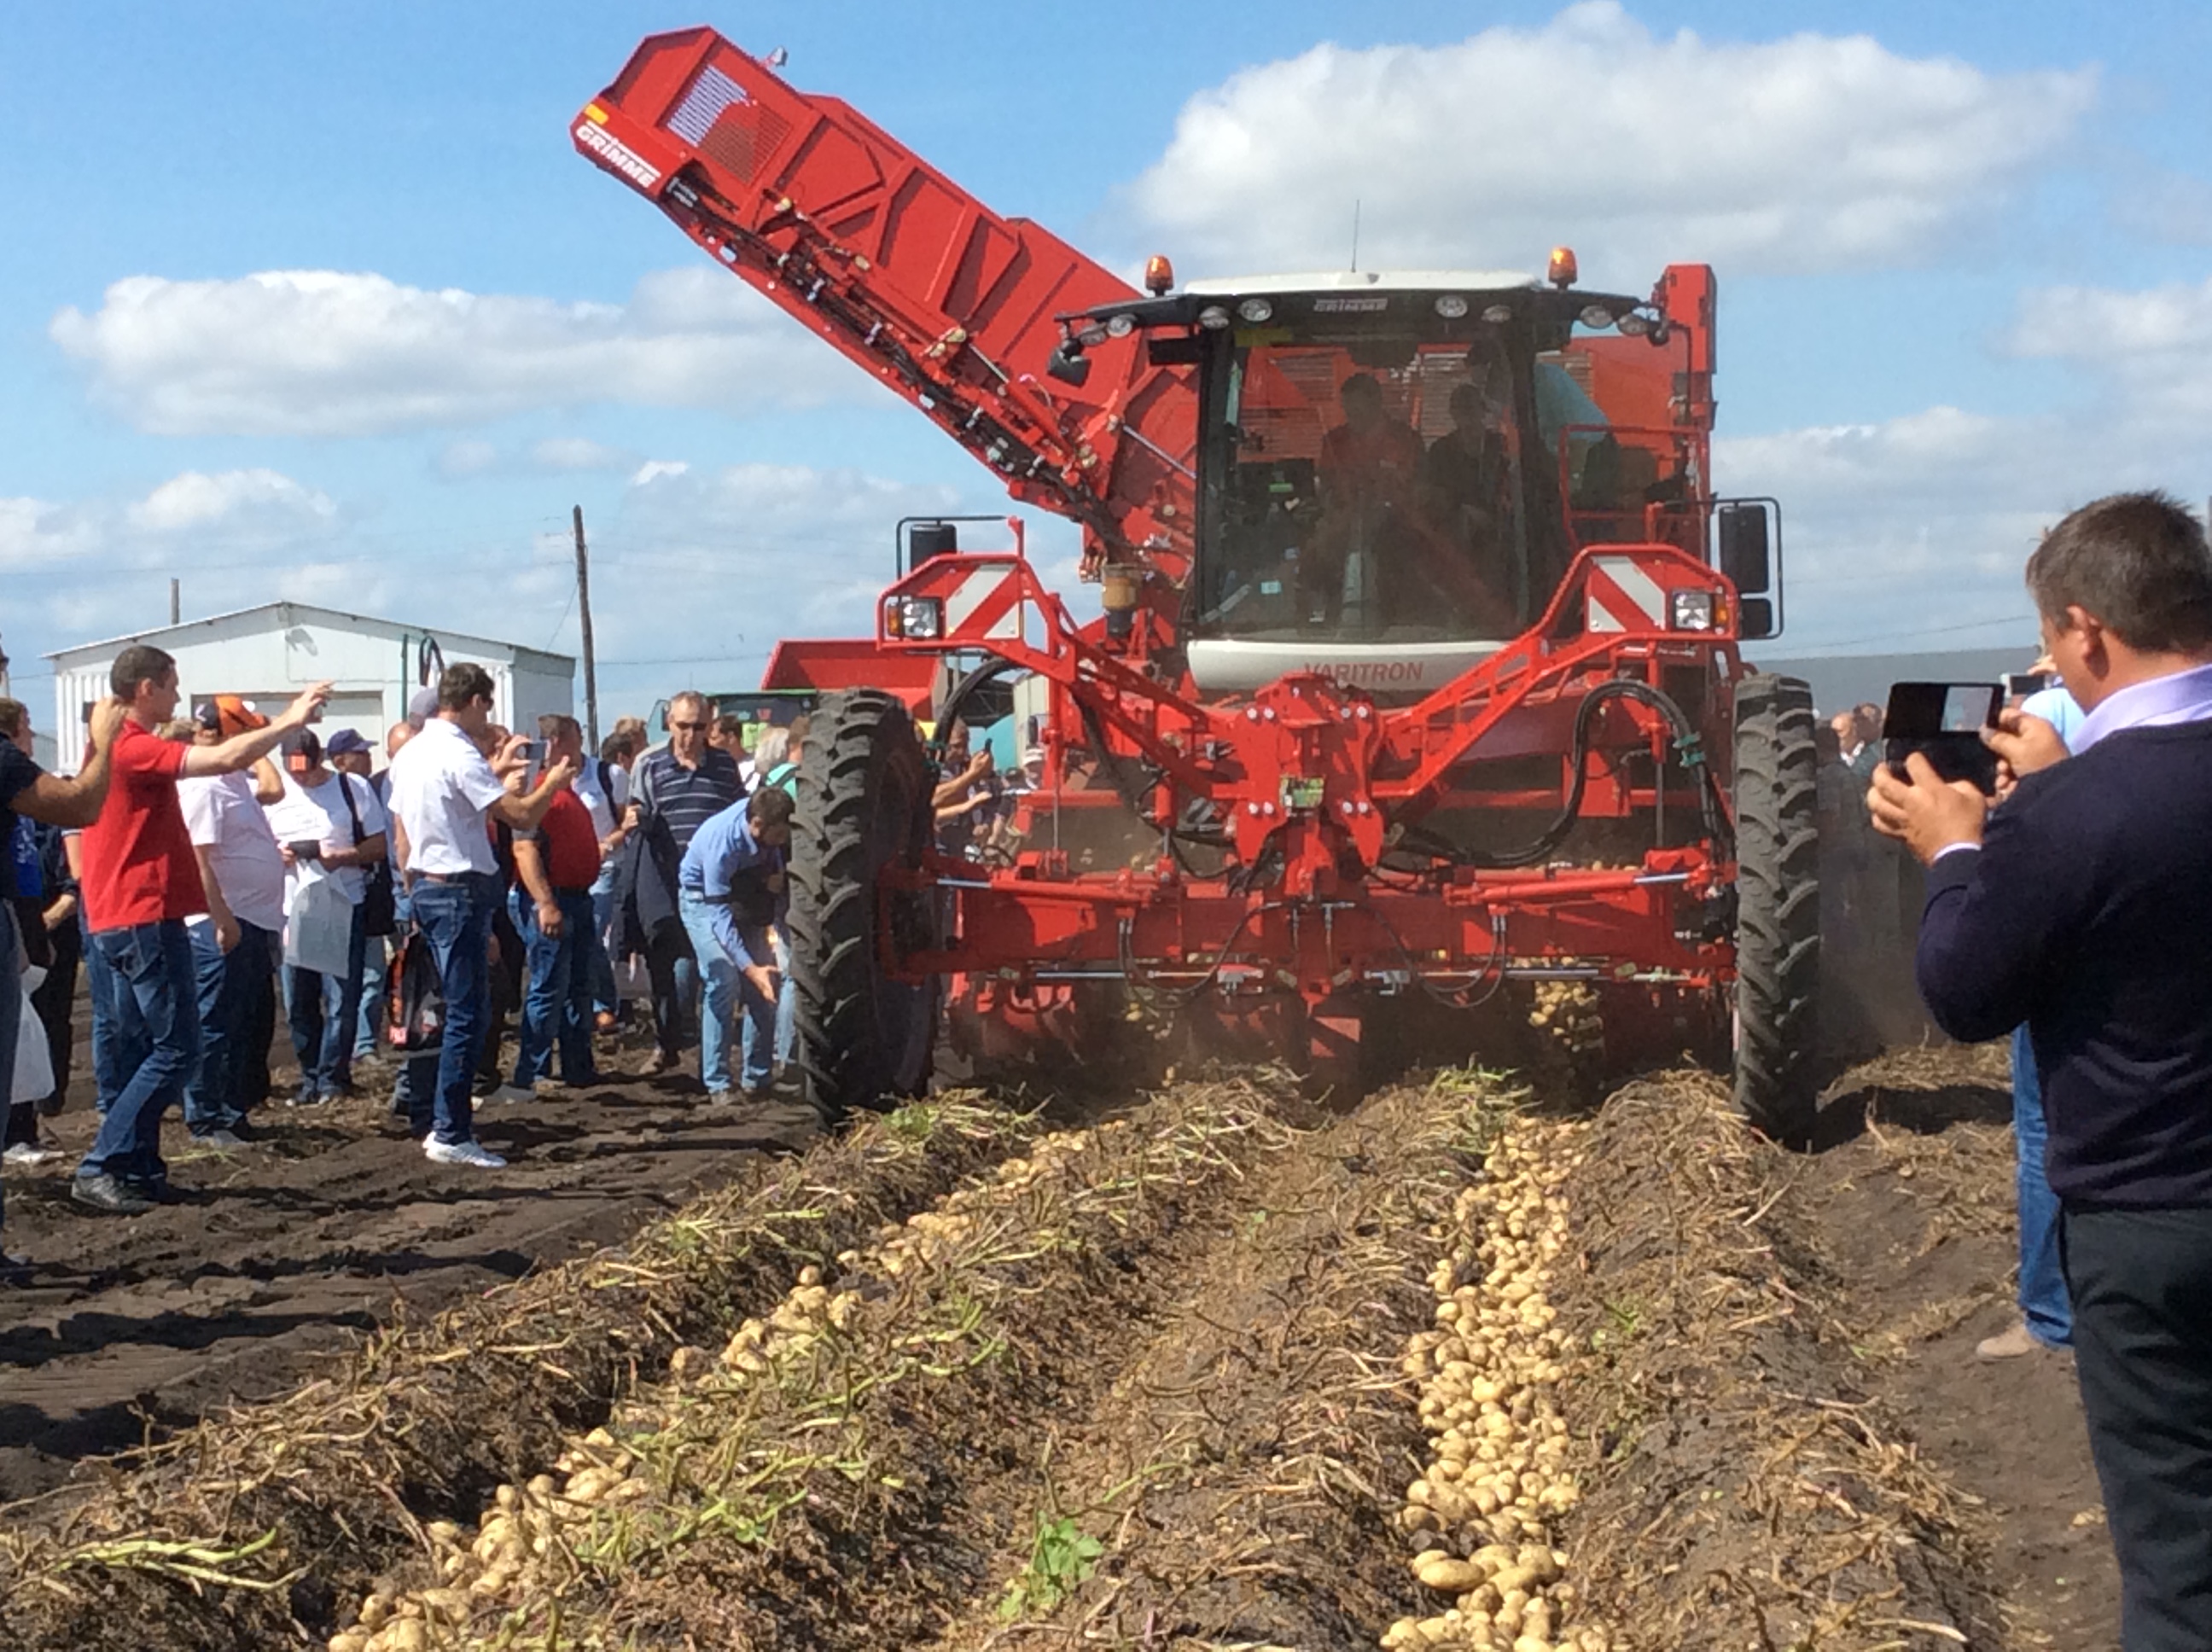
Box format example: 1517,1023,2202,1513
2013,1024,2071,1347
79,920,201,1186
80,913,139,1115
678,891,774,1093
185,920,279,1135
286,903,369,1098
511,887,599,1087
743,928,795,1074
402,874,496,1147
589,870,620,1018
354,934,387,1062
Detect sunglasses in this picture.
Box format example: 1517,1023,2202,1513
672,719,709,732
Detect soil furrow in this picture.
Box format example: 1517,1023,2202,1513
0,1093,1064,1650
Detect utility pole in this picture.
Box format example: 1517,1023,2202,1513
573,504,600,749
169,578,181,625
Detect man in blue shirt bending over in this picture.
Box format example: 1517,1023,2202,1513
1868,491,2212,1651
676,786,795,1104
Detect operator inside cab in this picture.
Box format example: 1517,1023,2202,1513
1318,373,1423,507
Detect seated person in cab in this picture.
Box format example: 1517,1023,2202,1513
1423,379,1512,552
1304,374,1424,625
1318,373,1424,507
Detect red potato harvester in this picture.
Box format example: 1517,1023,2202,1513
573,31,1819,1143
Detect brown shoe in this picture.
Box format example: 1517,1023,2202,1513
1976,1322,2046,1360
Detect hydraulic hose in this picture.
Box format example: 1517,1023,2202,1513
1446,678,1727,870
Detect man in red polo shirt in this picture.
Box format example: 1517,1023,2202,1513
73,644,331,1214
504,714,605,1095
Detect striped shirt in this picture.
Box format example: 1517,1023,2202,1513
634,746,743,854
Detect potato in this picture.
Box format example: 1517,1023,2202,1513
357,1595,390,1631
329,1634,368,1652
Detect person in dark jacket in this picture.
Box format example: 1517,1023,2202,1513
1867,490,2212,1652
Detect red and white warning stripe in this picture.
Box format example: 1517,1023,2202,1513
943,565,1025,641
1585,555,1668,633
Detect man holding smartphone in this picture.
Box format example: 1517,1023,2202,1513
1867,492,2212,1649
383,664,574,1168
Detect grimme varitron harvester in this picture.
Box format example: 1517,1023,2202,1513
574,30,1822,1143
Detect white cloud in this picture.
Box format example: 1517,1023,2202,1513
1,469,335,579
1120,3,2095,282
126,468,336,532
50,265,887,438
598,462,962,645
437,439,499,479
529,437,634,472
1720,279,2212,647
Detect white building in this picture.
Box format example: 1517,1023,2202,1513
45,602,574,773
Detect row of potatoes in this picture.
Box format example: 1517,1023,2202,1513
1382,1120,1612,1652
327,1125,1134,1652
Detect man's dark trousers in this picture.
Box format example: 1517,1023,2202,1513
2063,1203,2212,1649
644,922,697,1062
402,874,494,1148
79,920,201,1188
184,921,278,1137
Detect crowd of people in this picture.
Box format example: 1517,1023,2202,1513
1,659,818,1248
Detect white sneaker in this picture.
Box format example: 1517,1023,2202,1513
485,1085,537,1106
3,1142,61,1166
423,1137,509,1169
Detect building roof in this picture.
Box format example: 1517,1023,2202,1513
44,600,573,668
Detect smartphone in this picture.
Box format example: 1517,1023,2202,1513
1883,682,2002,794
2002,671,2052,700
515,737,546,789
287,839,323,862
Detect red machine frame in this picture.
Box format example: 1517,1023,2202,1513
575,30,1771,1077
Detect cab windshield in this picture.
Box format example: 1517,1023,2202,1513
1195,311,1566,645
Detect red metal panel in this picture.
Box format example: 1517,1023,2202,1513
576,32,1196,581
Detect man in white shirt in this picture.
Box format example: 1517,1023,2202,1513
178,699,287,1147
264,729,387,1107
384,664,574,1168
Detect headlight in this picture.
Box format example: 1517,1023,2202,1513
1617,311,1651,337
1579,303,1616,329
888,596,945,640
1105,312,1137,338
1481,302,1514,324
1669,590,1716,631
1197,304,1231,329
1434,294,1469,319
1236,297,1274,323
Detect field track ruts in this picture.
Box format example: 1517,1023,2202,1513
0,1050,2122,1651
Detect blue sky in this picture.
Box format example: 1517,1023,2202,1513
5,1,2210,720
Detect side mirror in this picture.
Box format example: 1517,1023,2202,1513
1716,503,1770,594
1045,340,1091,387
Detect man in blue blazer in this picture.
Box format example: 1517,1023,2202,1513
1868,491,2212,1652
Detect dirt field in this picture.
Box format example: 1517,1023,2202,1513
0,1044,2123,1650
0,1033,821,1504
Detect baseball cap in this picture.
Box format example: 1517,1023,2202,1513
406,685,440,728
325,727,372,758
192,695,268,738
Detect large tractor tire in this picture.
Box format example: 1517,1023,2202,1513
1731,672,1821,1148
789,689,939,1124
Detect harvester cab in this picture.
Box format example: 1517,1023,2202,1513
574,28,1823,1147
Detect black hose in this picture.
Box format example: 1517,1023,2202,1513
1465,678,1725,870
